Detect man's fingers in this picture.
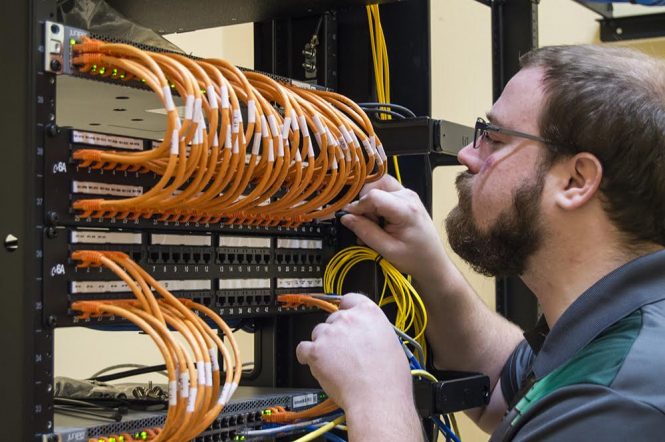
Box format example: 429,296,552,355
339,292,371,310
341,214,398,256
345,188,408,226
326,311,342,324
311,322,330,341
296,341,313,365
359,175,404,197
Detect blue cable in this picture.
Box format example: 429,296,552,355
433,416,461,442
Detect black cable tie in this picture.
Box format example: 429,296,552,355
375,255,384,265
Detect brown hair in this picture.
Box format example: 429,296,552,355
520,45,665,246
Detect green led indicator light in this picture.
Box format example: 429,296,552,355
171,84,175,88
109,438,116,442
91,64,97,71
119,438,125,442
141,79,146,83
120,74,126,79
98,67,106,75
112,68,118,76
69,38,76,45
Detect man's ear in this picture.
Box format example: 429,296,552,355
554,153,603,211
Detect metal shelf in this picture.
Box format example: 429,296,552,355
106,0,403,33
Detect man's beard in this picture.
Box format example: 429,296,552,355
445,171,546,277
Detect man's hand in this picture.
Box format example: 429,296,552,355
341,175,449,284
296,293,413,412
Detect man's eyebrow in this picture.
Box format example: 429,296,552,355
485,111,503,127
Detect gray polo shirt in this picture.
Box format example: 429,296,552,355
490,249,665,441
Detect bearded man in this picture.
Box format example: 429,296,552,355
296,45,665,441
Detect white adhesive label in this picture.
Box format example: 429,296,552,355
205,362,213,387
378,143,387,161
233,138,239,154
340,125,354,144
307,138,314,158
295,149,302,162
197,361,205,385
247,100,256,124
225,125,232,148
281,117,292,139
194,98,203,123
180,372,190,397
170,129,179,155
217,384,230,406
267,114,279,138
313,114,325,136
268,139,275,162
169,380,178,406
314,132,322,148
187,387,197,412
332,157,338,170
209,348,220,371
299,115,309,138
213,132,219,147
291,109,299,131
260,116,269,138
232,109,241,134
326,129,337,147
221,83,230,109
206,86,218,109
351,131,360,149
163,86,176,111
251,133,261,155
184,95,195,120
277,136,284,157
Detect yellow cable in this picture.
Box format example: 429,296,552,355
293,415,346,442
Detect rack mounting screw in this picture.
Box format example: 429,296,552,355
47,211,59,226
49,59,62,72
4,234,18,252
46,123,60,137
46,227,58,239
47,315,57,327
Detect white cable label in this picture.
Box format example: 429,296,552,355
170,129,179,155
378,143,387,161
313,114,325,136
290,109,299,131
282,117,292,140
209,348,220,371
314,132,322,147
362,138,374,156
307,138,315,158
267,114,279,138
332,157,338,170
187,387,197,412
340,125,354,144
168,380,178,406
180,372,190,397
295,148,302,162
205,362,213,387
163,86,176,111
233,137,239,154
261,116,269,138
251,133,261,155
217,383,230,406
247,100,256,124
184,95,195,120
196,361,205,385
194,98,203,123
299,115,309,138
225,125,232,148
350,130,360,149
213,132,219,147
206,86,218,109
277,136,284,157
221,83,230,109
232,109,241,134
268,139,274,162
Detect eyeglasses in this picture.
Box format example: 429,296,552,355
473,117,551,149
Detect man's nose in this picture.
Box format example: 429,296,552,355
457,142,482,174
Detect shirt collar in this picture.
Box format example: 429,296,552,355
528,248,665,379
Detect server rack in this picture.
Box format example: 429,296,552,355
2,1,483,440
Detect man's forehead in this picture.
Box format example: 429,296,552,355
488,67,546,132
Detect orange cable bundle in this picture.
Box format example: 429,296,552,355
69,38,386,226
70,250,241,442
